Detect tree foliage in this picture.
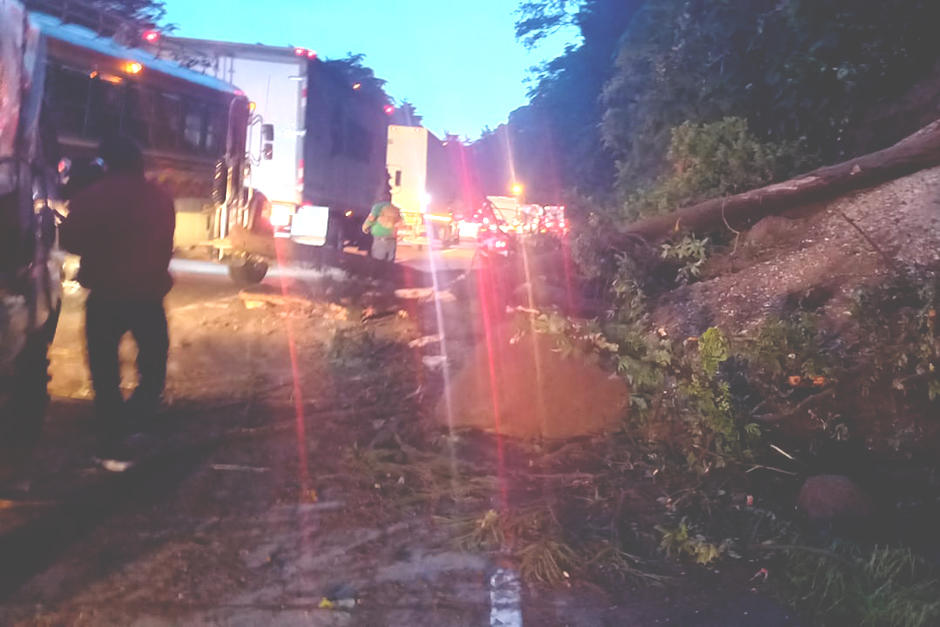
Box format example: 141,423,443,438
514,0,576,48
390,101,422,127
89,0,167,28
624,117,807,220
602,0,940,196
471,0,641,205
321,54,390,105
498,0,940,224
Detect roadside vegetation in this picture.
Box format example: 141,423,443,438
326,2,940,623
322,249,939,626
528,255,939,625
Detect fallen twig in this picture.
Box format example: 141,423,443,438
747,543,856,568
837,211,900,272
753,388,837,423
513,472,597,481
721,199,742,255
769,444,797,461
210,464,270,473
745,465,799,476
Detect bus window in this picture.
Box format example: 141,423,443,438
205,110,224,157
47,65,91,137
125,86,153,147
183,102,206,152
153,92,182,151
87,76,125,138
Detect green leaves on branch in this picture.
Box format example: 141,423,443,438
658,519,727,565
699,327,730,378
623,117,807,221
661,234,710,286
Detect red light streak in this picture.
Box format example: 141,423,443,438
273,239,311,496
475,257,509,511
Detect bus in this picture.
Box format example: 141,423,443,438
27,1,252,248
1,0,62,440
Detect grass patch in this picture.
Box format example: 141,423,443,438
441,503,669,586
766,543,940,627
347,445,498,508
518,538,581,584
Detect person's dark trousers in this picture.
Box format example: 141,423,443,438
85,292,169,449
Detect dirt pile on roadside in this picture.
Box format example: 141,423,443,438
653,164,940,336
436,324,629,439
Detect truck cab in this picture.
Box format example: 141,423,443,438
1,0,63,442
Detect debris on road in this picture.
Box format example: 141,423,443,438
361,306,401,323
95,458,134,473
238,290,312,308
323,582,359,609
408,334,443,348
394,287,457,303
422,355,447,369
210,464,270,473
237,289,351,321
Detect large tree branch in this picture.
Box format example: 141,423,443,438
614,118,940,246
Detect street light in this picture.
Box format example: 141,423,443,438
511,182,524,197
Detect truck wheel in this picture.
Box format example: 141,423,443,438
228,258,269,284
0,330,51,445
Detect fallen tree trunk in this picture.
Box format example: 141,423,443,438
615,118,940,245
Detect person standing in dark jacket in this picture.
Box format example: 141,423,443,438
59,136,175,460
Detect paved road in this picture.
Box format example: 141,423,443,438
2,260,505,625
393,240,478,274
0,252,799,626
47,239,475,404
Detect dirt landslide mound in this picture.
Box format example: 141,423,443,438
437,325,629,439
654,164,940,335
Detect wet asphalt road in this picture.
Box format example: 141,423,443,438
0,247,801,626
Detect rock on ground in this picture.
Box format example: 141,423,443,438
436,324,629,439
797,474,873,522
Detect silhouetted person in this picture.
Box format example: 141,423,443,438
59,136,175,462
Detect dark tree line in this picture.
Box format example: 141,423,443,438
91,0,167,27
474,0,940,221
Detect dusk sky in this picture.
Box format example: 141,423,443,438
162,0,578,140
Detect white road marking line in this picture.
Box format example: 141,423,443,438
490,568,523,627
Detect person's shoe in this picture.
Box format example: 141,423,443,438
94,457,135,473
94,438,136,472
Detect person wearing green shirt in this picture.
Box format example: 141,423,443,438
362,200,403,262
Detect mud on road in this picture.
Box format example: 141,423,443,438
0,261,797,626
